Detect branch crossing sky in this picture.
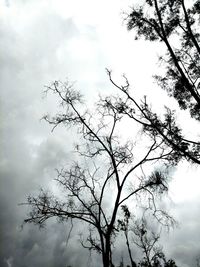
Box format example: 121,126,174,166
1,1,200,267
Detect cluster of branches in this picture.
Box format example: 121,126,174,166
23,77,175,267
117,205,177,267
126,0,200,165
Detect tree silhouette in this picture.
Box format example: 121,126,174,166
125,0,200,165
118,205,176,267
23,77,173,267
117,205,137,267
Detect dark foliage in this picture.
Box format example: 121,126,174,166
126,0,200,165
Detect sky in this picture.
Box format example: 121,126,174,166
1,0,200,267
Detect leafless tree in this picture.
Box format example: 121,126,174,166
23,75,174,267
118,204,176,267
132,217,164,267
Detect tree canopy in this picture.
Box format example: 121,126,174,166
126,0,200,165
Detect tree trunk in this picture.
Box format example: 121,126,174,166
102,251,110,267
102,237,112,267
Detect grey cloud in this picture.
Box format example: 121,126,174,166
164,201,200,267
1,1,200,267
0,3,105,264
0,136,72,266
0,5,82,267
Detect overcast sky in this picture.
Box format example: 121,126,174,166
1,1,200,267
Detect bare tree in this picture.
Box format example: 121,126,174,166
132,217,164,267
23,77,174,267
118,205,176,267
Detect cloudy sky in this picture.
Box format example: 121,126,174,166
1,0,200,267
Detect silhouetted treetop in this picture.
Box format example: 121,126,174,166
127,0,200,120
